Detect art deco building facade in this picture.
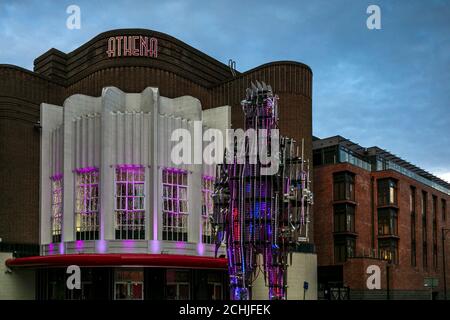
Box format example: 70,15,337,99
313,136,450,300
0,29,313,247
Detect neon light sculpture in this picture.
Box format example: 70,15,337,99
212,81,313,300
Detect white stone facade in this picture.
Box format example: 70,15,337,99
40,86,230,257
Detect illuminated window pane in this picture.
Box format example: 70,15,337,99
75,168,99,240
51,175,63,243
202,177,214,244
115,165,145,240
162,169,189,242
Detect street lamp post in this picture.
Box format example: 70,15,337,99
442,228,450,300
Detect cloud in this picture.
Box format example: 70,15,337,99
434,171,450,184
0,0,448,178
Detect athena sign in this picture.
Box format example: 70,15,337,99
106,35,158,58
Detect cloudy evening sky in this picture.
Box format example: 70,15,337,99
1,0,449,182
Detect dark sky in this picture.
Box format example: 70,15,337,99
1,0,449,181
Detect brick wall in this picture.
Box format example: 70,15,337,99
314,162,450,298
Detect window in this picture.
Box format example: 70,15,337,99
323,146,338,165
377,179,397,206
432,196,438,270
378,208,398,236
410,187,416,213
423,242,428,269
202,176,214,243
207,273,223,300
334,204,355,233
333,172,355,201
411,239,417,267
162,168,188,241
313,149,323,166
75,168,99,240
51,174,63,243
114,165,145,240
433,244,438,270
410,187,417,266
442,199,447,221
166,270,190,300
334,237,355,263
422,191,428,269
379,239,398,264
313,146,338,166
114,269,144,300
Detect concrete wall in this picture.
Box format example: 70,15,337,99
40,87,230,257
252,252,318,300
0,253,35,300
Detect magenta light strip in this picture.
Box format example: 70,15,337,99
74,166,99,174
123,240,135,249
75,240,84,251
117,164,145,170
175,241,187,249
197,243,205,255
96,240,107,253
50,173,63,181
164,167,187,174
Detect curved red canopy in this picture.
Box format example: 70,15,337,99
6,254,228,269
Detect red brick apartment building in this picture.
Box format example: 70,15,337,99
313,136,450,300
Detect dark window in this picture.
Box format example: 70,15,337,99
432,196,438,270
313,149,323,166
442,199,447,221
333,172,355,201
379,239,398,264
423,242,428,269
422,191,428,269
313,146,338,166
411,186,417,266
433,244,438,270
324,146,338,165
432,196,437,241
334,238,355,263
334,204,355,233
377,179,397,206
378,208,398,236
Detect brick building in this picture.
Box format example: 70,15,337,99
313,135,450,299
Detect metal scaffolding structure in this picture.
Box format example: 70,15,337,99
212,81,313,300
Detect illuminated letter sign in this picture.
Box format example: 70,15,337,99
107,36,158,58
